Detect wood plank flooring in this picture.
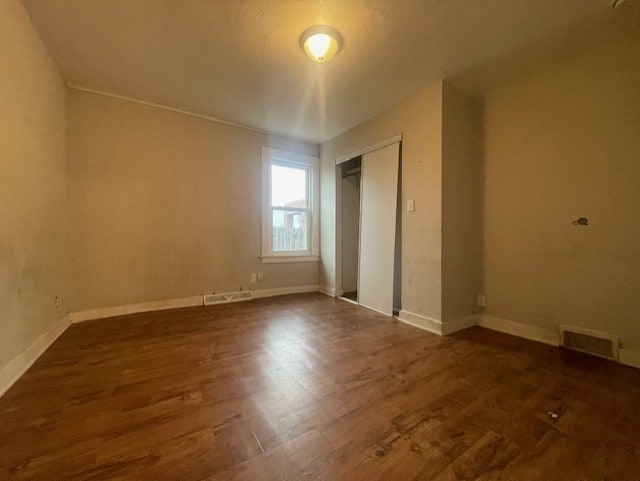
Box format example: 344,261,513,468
342,291,357,302
1,293,639,480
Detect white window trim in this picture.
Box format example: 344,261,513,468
261,147,320,263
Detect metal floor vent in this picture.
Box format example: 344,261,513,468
204,291,252,306
560,325,619,360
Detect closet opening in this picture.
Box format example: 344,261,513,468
335,136,402,317
339,155,361,304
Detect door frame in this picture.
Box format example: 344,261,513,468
334,134,402,300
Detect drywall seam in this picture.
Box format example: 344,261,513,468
0,314,71,398
397,310,443,335
66,83,319,146
477,314,560,346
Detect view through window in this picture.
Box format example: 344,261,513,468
261,147,319,261
270,164,308,252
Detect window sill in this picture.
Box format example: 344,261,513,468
261,255,320,264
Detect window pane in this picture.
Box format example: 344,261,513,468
271,164,307,208
272,209,308,252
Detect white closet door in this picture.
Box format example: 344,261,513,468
358,142,399,316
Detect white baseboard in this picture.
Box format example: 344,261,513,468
69,295,204,324
468,313,640,369
338,296,358,306
318,285,337,297
397,310,443,336
252,284,319,299
0,314,71,398
477,314,560,346
0,286,323,398
4,292,636,399
70,286,322,322
360,304,394,317
619,348,640,369
442,315,477,335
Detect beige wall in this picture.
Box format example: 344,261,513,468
5,0,637,378
441,83,483,327
482,22,640,349
67,90,319,312
0,0,69,368
321,82,443,321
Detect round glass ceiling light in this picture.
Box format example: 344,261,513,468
299,25,343,63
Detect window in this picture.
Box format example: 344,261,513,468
261,147,319,262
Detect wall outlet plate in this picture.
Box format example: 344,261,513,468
477,294,486,307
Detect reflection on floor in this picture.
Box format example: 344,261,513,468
1,292,639,480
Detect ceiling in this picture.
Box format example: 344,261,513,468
21,0,632,143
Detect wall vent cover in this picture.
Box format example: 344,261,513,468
559,325,619,360
204,291,252,306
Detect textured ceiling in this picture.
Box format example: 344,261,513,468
21,0,632,142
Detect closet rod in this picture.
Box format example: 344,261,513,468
342,167,361,178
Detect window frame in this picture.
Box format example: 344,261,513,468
261,147,320,263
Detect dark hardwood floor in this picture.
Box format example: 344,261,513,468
1,293,639,480
341,291,357,302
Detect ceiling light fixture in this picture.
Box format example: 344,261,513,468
299,25,343,63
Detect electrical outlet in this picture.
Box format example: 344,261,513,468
407,200,415,212
257,272,264,282
477,294,486,308
250,273,257,283
55,296,60,309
